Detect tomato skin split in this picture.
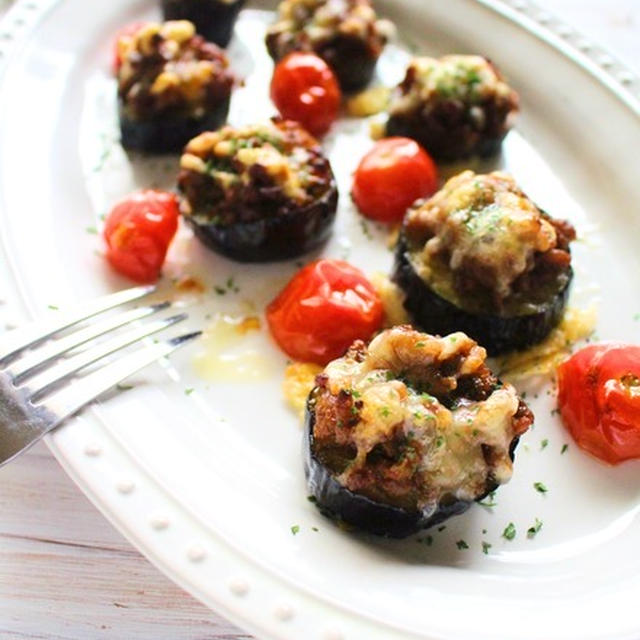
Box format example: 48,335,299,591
266,259,384,365
103,190,179,283
557,344,640,464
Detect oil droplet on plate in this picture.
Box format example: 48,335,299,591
193,313,272,382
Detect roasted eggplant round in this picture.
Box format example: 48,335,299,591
177,119,338,262
161,0,246,48
304,326,533,538
385,55,519,161
116,20,234,153
265,0,392,92
392,171,576,356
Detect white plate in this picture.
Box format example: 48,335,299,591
1,1,639,639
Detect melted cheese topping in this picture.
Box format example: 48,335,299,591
192,314,271,382
497,306,597,381
284,362,324,418
181,123,313,203
390,55,514,115
271,0,386,44
118,21,228,108
322,327,521,507
370,272,410,327
408,170,557,301
346,86,391,117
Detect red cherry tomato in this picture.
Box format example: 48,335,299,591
266,259,384,365
112,21,147,74
103,190,179,283
557,344,640,464
352,137,438,223
270,53,341,137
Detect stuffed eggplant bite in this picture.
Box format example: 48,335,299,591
386,55,519,161
305,326,533,537
178,119,338,261
116,20,234,153
266,0,392,91
392,171,576,355
161,0,246,47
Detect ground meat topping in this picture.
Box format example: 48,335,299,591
385,55,519,160
267,0,390,58
179,119,334,224
311,326,531,511
405,171,574,307
117,21,233,119
390,55,514,116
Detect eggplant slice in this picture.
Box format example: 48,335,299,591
303,327,532,538
119,98,230,154
385,55,519,161
393,231,573,356
161,0,246,48
186,183,338,262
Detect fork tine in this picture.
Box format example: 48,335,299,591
0,285,155,365
8,301,171,381
26,313,188,400
37,332,201,426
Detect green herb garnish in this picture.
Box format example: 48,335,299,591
527,518,543,539
502,522,516,541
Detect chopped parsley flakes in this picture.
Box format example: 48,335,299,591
479,490,497,508
527,518,543,539
456,539,469,550
290,525,300,535
213,276,240,296
502,522,516,540
533,482,548,494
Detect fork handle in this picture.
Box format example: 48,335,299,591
0,373,56,467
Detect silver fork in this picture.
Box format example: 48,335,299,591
0,285,201,467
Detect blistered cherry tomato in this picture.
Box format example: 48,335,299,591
103,190,179,283
352,137,438,223
270,53,341,137
557,344,640,464
266,259,383,365
112,21,147,74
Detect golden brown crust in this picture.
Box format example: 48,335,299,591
178,119,335,225
404,170,575,308
117,21,234,120
386,55,519,160
311,327,532,511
